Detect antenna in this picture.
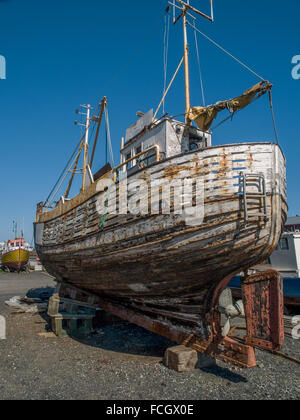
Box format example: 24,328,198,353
73,104,93,190
168,1,214,124
13,220,18,239
76,105,92,191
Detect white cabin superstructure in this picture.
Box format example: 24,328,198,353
120,110,212,176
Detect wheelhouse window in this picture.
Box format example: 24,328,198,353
140,153,156,168
126,152,132,170
134,145,142,167
189,136,207,151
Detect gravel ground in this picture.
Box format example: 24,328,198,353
0,272,56,314
0,272,299,400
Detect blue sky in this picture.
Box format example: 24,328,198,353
0,0,299,242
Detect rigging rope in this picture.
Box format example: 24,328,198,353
105,123,108,164
210,90,280,146
45,103,101,206
187,21,266,82
163,9,171,114
104,103,115,168
99,103,116,229
192,20,206,107
210,111,236,132
268,90,280,145
210,92,265,131
46,146,84,209
154,56,184,121
44,137,82,206
87,117,97,164
186,21,280,144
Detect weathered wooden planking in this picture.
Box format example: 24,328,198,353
35,142,287,317
39,144,284,246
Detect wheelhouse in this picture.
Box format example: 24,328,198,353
120,109,212,176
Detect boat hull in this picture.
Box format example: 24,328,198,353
1,249,30,272
35,142,287,337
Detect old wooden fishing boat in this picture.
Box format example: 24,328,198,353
34,1,287,367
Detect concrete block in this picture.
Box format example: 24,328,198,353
164,345,198,372
47,294,60,317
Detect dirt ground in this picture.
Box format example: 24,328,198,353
0,272,299,400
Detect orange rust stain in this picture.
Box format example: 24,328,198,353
194,161,200,177
163,165,190,179
249,153,254,168
193,161,208,177
217,152,228,177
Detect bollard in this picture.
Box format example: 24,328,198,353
0,316,6,340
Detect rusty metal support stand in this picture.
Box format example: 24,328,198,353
53,282,256,368
51,269,284,368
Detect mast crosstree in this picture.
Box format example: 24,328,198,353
169,0,214,124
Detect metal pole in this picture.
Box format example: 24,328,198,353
82,105,91,191
183,9,191,125
153,56,184,121
210,0,214,22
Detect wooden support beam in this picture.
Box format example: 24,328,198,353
90,97,107,169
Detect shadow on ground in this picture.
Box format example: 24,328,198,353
41,308,175,359
24,286,248,382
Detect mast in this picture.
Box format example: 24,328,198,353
82,104,91,191
171,1,214,124
183,7,191,125
14,220,18,239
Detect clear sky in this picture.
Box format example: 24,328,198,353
0,0,299,243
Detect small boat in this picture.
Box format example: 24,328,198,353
34,1,287,367
1,238,30,272
1,222,30,272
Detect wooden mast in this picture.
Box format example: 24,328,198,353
82,104,91,191
183,7,191,125
172,0,214,125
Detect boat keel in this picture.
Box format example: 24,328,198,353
51,270,284,369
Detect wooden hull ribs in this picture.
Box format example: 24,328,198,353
35,142,287,367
